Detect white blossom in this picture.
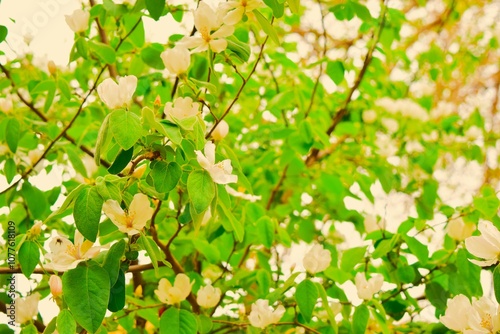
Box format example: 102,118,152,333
155,274,193,305
195,142,238,184
465,221,500,266
45,230,101,271
225,185,261,202
248,299,285,329
180,2,234,53
0,96,13,113
164,96,200,121
219,0,263,25
440,294,474,332
65,9,90,33
161,46,191,76
355,273,383,300
197,284,221,308
15,293,40,324
102,193,155,236
303,244,332,274
212,120,229,141
362,110,377,124
97,75,137,109
447,217,475,241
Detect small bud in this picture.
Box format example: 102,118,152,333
154,95,162,109
48,61,57,76
49,275,63,298
362,110,377,124
212,120,229,141
29,220,43,237
132,164,147,179
134,285,143,298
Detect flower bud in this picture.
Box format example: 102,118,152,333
164,97,200,121
132,164,147,179
65,9,90,33
97,76,138,110
447,217,475,241
248,299,285,329
212,120,229,141
155,274,193,305
303,244,331,274
29,220,43,237
0,96,13,113
154,95,162,109
362,110,377,124
161,46,191,76
49,275,63,298
197,284,221,308
48,61,57,75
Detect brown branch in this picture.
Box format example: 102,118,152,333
305,0,388,167
265,165,289,210
89,0,118,78
205,19,273,139
0,63,111,168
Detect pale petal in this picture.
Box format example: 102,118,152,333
469,258,498,267
204,142,217,165
48,235,72,254
103,199,128,228
196,150,213,170
478,221,500,250
174,273,193,300
195,2,218,31
180,36,205,50
224,7,244,25
211,24,235,39
465,236,500,261
209,39,228,53
130,194,154,231
118,75,137,103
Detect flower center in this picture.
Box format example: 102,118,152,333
66,244,80,259
480,313,493,330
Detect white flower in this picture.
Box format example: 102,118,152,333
364,215,386,234
197,284,221,308
102,193,154,236
447,217,476,241
155,274,193,305
355,273,384,300
195,142,238,184
65,9,90,33
465,126,483,141
381,117,399,133
362,110,377,124
303,244,331,274
219,0,263,25
440,294,474,332
180,2,235,53
49,275,63,298
45,230,101,271
469,296,500,333
161,46,191,76
164,97,200,121
225,185,261,202
212,120,229,141
0,96,13,113
97,75,137,109
15,293,40,324
248,299,285,329
465,221,500,266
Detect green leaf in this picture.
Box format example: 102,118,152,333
108,147,134,174
4,158,16,183
287,0,300,13
46,184,87,222
89,41,116,64
403,235,429,265
254,10,280,45
187,170,215,214
95,176,122,201
102,239,126,286
315,282,338,333
226,36,251,62
326,60,345,85
150,161,182,193
74,187,104,243
474,187,500,218
256,216,274,248
263,0,284,17
145,0,165,20
425,282,448,311
0,25,8,43
494,264,500,304
296,279,318,323
63,264,110,334
352,304,369,334
138,234,168,275
109,109,142,150
159,308,198,334
21,182,48,219
66,146,88,178
95,113,111,166
58,78,72,100
18,240,40,277
57,309,76,334
20,324,37,334
5,118,20,153
76,37,89,59
108,269,126,312
219,201,244,242
141,44,165,70
340,246,367,272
